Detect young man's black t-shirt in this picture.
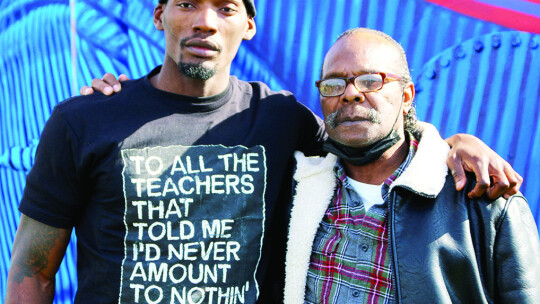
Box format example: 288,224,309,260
20,66,326,303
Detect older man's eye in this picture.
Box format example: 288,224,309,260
320,79,346,96
363,80,379,88
357,75,383,91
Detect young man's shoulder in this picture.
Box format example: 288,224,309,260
236,78,299,105
234,77,319,122
55,78,144,114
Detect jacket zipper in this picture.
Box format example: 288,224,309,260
389,191,402,303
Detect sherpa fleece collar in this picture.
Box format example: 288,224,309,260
284,123,450,303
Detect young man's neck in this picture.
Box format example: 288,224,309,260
150,57,230,97
343,137,408,185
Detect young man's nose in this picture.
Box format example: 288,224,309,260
192,8,219,34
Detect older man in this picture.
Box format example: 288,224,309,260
285,28,540,304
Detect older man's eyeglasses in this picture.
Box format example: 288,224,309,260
315,72,402,97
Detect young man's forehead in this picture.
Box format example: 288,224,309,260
163,0,255,14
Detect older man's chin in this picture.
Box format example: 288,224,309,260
333,136,377,148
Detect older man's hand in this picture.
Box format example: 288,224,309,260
79,73,129,96
446,133,522,199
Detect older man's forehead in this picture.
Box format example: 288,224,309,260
339,32,398,56
323,35,401,76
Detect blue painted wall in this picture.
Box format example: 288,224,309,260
1,0,539,302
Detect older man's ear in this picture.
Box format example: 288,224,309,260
402,82,414,115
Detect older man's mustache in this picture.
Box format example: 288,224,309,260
325,108,380,129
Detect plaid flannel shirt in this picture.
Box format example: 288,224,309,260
305,134,419,304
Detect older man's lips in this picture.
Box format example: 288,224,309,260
338,117,370,126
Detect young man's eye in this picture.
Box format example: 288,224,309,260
177,2,194,8
220,6,238,13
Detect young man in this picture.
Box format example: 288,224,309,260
285,28,539,303
7,1,522,303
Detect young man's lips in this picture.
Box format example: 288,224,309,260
186,46,219,57
185,40,220,57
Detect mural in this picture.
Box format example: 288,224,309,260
1,0,539,302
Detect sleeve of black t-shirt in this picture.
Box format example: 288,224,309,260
296,102,327,156
19,105,82,229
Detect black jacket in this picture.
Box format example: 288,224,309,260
390,176,539,303
285,123,540,303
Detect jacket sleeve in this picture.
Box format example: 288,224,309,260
494,195,540,303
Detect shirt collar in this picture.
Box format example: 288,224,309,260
334,131,419,201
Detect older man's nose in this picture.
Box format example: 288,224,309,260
340,83,365,104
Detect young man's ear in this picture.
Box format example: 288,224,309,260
243,17,256,40
153,4,165,31
402,82,415,114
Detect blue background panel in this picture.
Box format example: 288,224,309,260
1,0,539,303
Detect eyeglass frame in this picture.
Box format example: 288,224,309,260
315,72,403,97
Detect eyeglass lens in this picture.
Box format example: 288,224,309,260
319,74,384,97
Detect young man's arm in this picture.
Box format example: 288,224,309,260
6,215,71,304
81,75,523,199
